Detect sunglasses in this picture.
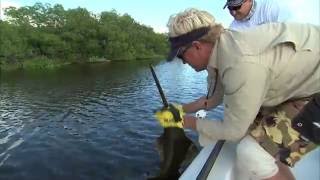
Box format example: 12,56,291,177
177,44,193,63
227,4,243,11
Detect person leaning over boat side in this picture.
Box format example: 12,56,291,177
162,8,320,180
181,0,293,114
225,0,298,179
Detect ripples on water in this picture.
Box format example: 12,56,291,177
0,61,223,180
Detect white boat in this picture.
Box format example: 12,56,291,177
180,141,320,180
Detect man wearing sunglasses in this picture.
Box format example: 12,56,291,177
224,0,292,30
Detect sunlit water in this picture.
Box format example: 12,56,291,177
0,61,223,180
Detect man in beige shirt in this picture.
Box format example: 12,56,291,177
163,8,319,180
182,0,293,119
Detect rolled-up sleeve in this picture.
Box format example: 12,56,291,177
196,62,271,141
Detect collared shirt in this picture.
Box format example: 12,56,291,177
230,0,292,30
198,22,320,141
241,0,256,21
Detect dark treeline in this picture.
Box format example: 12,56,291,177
0,2,168,67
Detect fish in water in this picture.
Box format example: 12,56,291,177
148,65,199,179
148,127,199,180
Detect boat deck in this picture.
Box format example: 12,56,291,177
180,141,320,180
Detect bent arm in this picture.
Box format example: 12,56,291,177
182,96,207,113
196,63,271,141
182,73,224,113
206,75,224,109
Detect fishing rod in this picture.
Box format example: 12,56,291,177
150,64,225,179
149,64,197,180
150,64,169,108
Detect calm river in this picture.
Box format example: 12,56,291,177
0,60,223,180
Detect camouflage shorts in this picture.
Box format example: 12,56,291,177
249,100,318,167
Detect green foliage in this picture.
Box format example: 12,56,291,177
0,21,31,62
0,3,168,70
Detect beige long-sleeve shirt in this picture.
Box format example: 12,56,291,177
197,22,320,141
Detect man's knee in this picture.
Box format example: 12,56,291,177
236,136,279,179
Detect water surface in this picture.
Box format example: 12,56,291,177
0,60,222,180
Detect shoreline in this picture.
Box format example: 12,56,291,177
0,56,164,72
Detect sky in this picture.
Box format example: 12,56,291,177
0,0,319,33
